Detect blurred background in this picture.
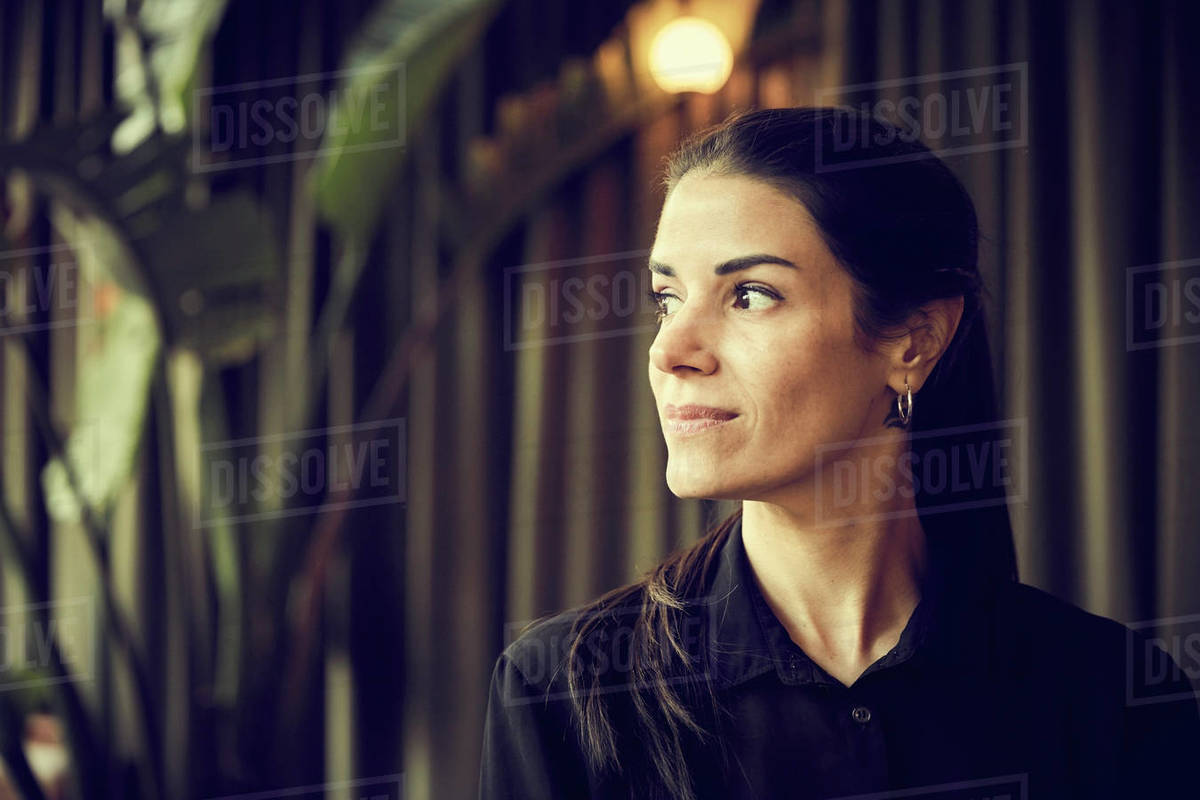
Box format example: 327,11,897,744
0,0,1197,798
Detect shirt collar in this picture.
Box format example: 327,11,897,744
702,513,967,691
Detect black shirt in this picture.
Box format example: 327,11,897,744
479,516,1200,798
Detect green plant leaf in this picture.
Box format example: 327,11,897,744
312,0,502,243
108,0,232,147
40,219,161,524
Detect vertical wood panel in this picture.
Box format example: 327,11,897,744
506,211,551,628
1003,0,1036,585
403,119,441,800
1066,0,1128,619
1155,0,1200,620
444,42,492,800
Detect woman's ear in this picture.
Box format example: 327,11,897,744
886,295,965,393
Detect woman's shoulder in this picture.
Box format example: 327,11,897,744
497,584,653,701
987,580,1148,662
995,581,1200,795
992,580,1126,641
988,580,1197,702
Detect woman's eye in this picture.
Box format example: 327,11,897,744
647,283,781,322
733,283,780,311
646,289,680,321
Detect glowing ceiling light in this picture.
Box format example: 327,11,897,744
648,16,734,95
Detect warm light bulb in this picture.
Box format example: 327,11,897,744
648,16,734,95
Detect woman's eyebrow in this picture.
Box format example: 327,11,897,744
648,254,799,276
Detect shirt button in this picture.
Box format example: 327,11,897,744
850,705,871,724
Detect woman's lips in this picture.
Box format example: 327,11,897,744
662,405,739,435
665,416,737,435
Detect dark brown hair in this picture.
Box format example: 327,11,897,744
562,106,1018,800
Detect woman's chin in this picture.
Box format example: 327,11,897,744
665,469,741,500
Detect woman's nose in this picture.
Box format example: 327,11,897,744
648,301,719,375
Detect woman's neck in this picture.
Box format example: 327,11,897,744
740,496,928,687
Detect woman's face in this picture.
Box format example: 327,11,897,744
647,172,898,503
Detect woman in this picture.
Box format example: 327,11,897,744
478,107,1200,800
